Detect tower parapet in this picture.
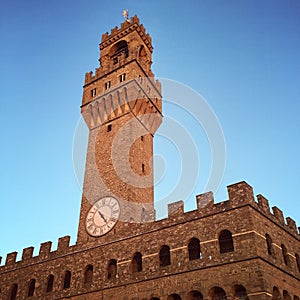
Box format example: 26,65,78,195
100,15,152,52
21,247,34,261
83,15,155,89
0,182,298,275
39,241,52,259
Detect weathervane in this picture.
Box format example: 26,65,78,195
122,9,129,20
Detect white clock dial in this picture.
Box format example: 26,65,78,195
85,196,120,237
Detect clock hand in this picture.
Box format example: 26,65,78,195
97,210,107,223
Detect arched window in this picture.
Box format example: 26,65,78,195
139,45,147,58
209,286,227,300
84,265,93,284
233,285,249,299
281,244,289,265
46,274,54,293
27,279,35,297
107,259,117,279
283,291,291,300
187,290,203,300
132,252,142,272
188,238,201,260
272,286,281,300
63,270,71,289
295,253,300,273
294,296,300,300
110,40,129,64
265,234,274,256
10,284,18,300
159,245,171,267
219,230,234,253
167,294,182,300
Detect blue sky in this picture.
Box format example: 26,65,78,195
0,0,299,260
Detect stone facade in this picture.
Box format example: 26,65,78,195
0,15,299,300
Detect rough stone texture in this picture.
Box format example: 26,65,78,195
0,15,299,300
0,186,299,299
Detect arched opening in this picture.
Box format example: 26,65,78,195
110,40,129,64
209,286,227,300
132,252,142,272
84,265,93,284
188,238,201,260
10,284,18,300
167,294,182,300
27,279,35,297
281,244,289,265
139,45,147,58
150,298,160,300
233,285,249,299
123,86,128,103
295,253,300,273
159,245,171,267
107,259,117,279
63,270,71,289
294,296,300,300
265,233,274,256
187,290,203,300
219,230,234,253
88,104,95,127
46,274,54,293
272,286,281,300
283,291,291,300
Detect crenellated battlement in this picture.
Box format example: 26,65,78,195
83,55,157,88
0,235,74,272
1,181,298,272
100,15,152,52
164,181,299,238
256,193,299,235
81,78,162,133
83,15,155,88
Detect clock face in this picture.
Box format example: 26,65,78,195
85,196,120,237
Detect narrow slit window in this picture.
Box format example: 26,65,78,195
91,88,97,97
188,237,201,260
296,253,300,273
265,233,274,256
10,284,18,300
132,252,142,272
281,244,289,266
107,259,117,279
219,230,234,253
120,73,126,82
84,265,93,285
27,279,35,297
159,245,171,267
107,124,112,132
46,274,54,293
63,271,71,289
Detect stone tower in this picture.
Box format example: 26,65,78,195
77,15,163,244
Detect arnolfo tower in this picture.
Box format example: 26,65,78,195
77,15,162,244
